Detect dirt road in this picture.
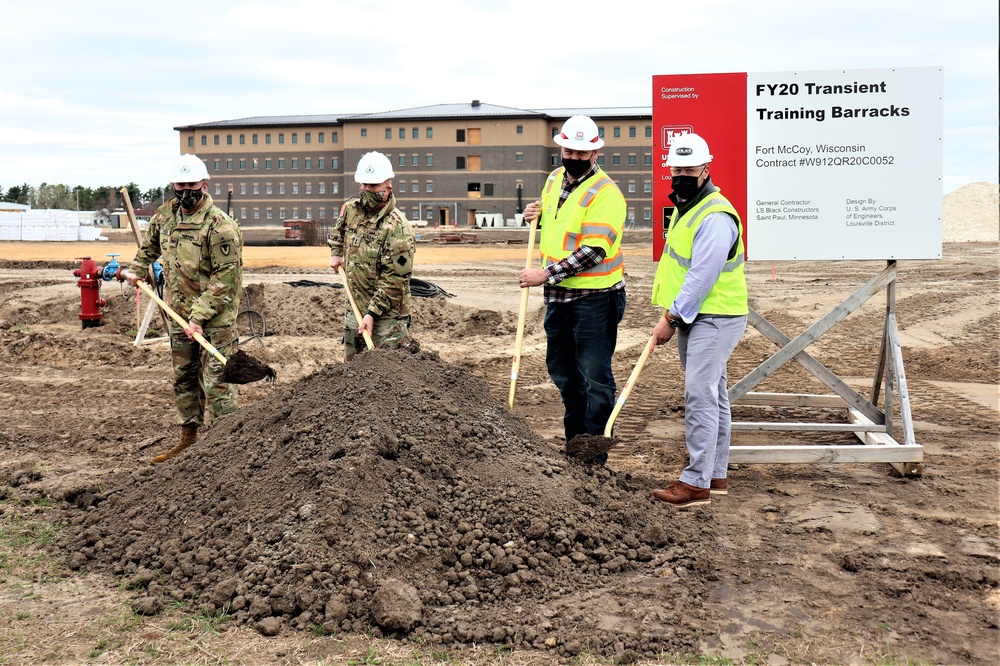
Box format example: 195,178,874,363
0,237,997,665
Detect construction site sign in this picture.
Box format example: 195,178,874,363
653,66,943,261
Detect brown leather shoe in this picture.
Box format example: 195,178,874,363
650,480,710,507
151,424,198,464
710,478,728,495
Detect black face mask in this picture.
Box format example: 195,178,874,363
562,157,591,179
175,188,203,210
670,174,702,200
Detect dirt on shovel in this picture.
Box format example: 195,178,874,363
221,349,277,384
565,433,618,462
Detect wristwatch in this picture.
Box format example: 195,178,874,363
666,313,682,329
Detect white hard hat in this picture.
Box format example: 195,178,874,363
666,133,713,167
170,154,211,183
553,115,604,151
354,151,395,184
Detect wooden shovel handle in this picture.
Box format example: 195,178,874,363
507,214,540,409
336,266,375,350
135,281,228,365
603,334,657,437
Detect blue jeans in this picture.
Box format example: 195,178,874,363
543,290,627,449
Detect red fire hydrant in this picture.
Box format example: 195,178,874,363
73,256,106,329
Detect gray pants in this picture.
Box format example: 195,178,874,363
676,315,747,489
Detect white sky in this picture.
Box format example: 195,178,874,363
1,0,996,194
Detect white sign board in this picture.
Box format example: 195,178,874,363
747,67,943,260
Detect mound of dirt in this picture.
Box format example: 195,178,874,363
62,347,715,659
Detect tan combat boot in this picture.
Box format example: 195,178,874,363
151,424,198,464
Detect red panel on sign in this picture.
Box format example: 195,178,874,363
652,73,748,261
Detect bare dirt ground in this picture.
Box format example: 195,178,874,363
0,231,997,666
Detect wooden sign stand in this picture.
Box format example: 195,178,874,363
728,260,923,477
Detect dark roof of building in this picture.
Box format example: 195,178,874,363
173,101,651,130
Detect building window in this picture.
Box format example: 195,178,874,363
279,208,286,220
226,159,233,170
613,127,620,138
319,132,325,143
551,155,559,167
214,134,220,145
239,159,246,170
305,207,311,218
411,155,418,166
239,134,245,145
265,133,271,144
629,126,636,138
253,209,260,220
484,183,494,196
332,131,339,142
305,183,312,194
361,129,367,137
332,158,339,169
266,208,273,220
292,208,298,217
644,182,652,193
426,155,433,166
292,158,298,170
266,184,272,194
426,127,433,139
331,183,339,194
253,183,259,194
643,208,652,221
645,125,652,138
187,137,194,147
240,183,247,195
319,183,325,194
305,132,311,144
279,183,285,194
597,155,605,165
628,182,636,193
612,155,621,166
291,183,298,195
644,154,652,166
200,135,206,146
385,128,392,139
399,128,405,139
305,158,311,169
227,134,232,145
516,125,523,134
318,158,325,169
278,158,285,169
398,155,405,167
240,208,246,220
278,133,285,144
628,154,636,166
214,159,221,170
214,184,221,195
598,126,605,139
456,129,465,142
292,132,298,144
516,153,523,162
456,156,466,170
319,208,326,219
252,158,259,170
265,159,272,170
426,182,433,192
399,183,406,193
412,127,418,139
253,133,258,145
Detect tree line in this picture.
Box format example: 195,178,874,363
1,183,173,213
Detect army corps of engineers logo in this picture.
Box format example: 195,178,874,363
662,125,694,151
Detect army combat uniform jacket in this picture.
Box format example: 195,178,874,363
328,192,415,320
132,194,243,328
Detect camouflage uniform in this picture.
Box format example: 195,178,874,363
131,194,243,427
328,191,416,361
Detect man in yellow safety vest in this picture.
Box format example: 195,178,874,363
648,133,748,507
518,115,627,463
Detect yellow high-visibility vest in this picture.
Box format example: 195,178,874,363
651,190,748,315
537,167,626,289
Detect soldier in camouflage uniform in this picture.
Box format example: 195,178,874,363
124,154,243,463
329,151,416,362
